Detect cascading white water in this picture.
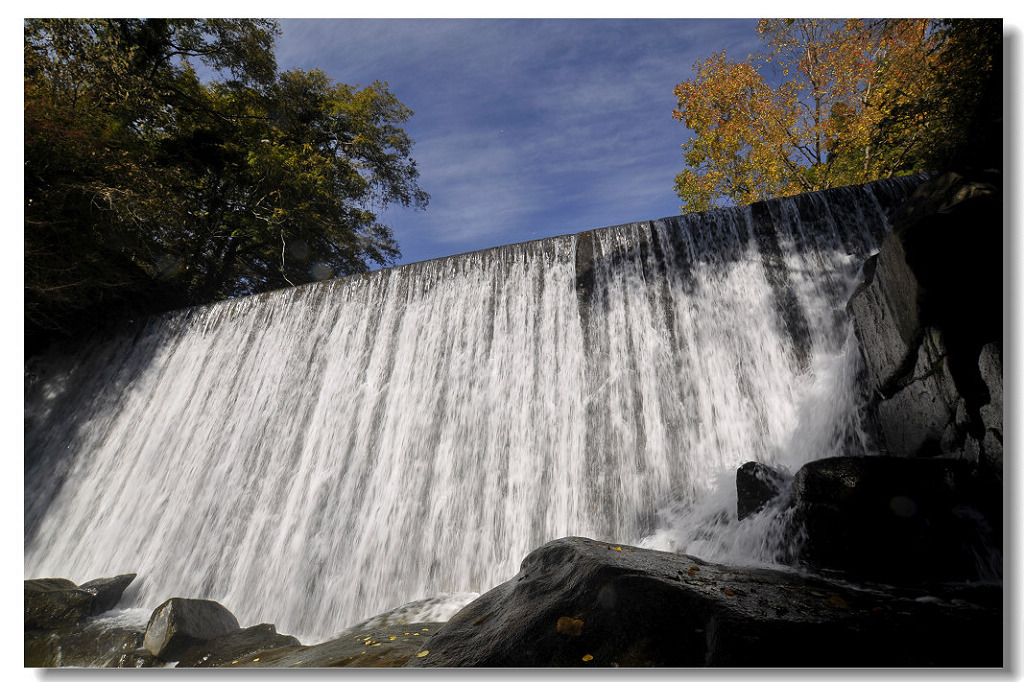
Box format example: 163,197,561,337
25,177,925,644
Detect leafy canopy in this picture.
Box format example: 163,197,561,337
672,19,999,213
25,19,428,352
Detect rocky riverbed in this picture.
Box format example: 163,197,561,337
24,511,1002,668
24,450,1003,668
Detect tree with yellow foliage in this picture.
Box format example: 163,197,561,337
673,19,941,212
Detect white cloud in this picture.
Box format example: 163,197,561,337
275,19,763,264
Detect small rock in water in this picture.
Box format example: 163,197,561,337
736,461,791,520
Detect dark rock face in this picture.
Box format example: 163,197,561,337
108,650,164,668
24,573,136,636
25,618,148,668
976,342,1003,482
735,462,791,520
176,623,301,667
24,578,96,631
231,622,444,668
848,170,1002,479
80,573,136,616
24,630,61,667
25,573,142,667
793,456,997,582
405,537,1000,667
142,597,240,661
848,232,923,397
846,170,1003,583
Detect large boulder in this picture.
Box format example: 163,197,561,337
142,598,240,661
24,578,95,631
175,623,301,667
793,455,998,582
405,537,1000,667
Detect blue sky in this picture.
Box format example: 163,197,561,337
274,19,763,267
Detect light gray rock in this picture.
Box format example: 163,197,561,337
977,343,1003,480
875,328,960,457
848,232,923,394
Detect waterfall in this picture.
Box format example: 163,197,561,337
24,176,925,644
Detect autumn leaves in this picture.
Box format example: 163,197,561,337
673,19,947,213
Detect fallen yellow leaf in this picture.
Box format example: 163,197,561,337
416,650,429,658
582,654,594,662
252,658,260,662
556,616,584,636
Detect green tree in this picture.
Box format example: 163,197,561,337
25,19,428,353
672,19,940,213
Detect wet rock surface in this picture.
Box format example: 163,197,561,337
24,630,61,667
230,622,444,668
24,578,96,631
175,623,301,667
24,573,147,667
80,573,137,616
142,597,240,661
25,620,147,668
24,573,137,634
736,461,791,520
405,537,1001,667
